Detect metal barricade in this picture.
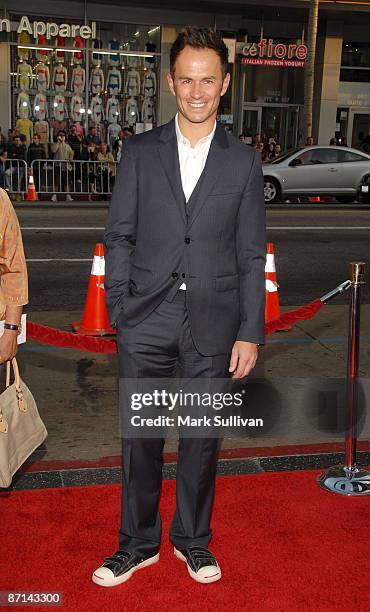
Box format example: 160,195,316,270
31,159,118,197
0,159,28,195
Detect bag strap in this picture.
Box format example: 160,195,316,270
5,358,27,412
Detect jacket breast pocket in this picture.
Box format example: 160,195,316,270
214,274,239,292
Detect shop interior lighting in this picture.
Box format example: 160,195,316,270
147,26,160,35
17,44,157,58
18,45,53,51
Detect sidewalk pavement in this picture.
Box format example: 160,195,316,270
16,304,370,468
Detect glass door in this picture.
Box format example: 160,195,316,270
241,106,262,143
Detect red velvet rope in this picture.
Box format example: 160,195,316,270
26,299,324,354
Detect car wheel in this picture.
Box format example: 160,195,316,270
336,196,356,204
264,178,281,203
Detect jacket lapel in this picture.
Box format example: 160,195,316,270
158,119,187,225
186,124,229,229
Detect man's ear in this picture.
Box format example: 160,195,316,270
221,72,231,97
166,72,176,97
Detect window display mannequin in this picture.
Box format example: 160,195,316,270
106,95,120,124
125,67,140,97
125,96,139,127
109,38,120,65
71,95,84,122
142,68,157,97
91,94,105,124
127,54,138,69
71,65,85,94
33,92,48,121
17,62,33,91
16,116,33,145
35,62,50,92
34,119,50,145
17,31,31,60
52,62,68,92
107,67,121,95
73,36,84,63
53,94,68,122
108,122,121,150
141,96,155,124
17,91,31,119
52,120,67,141
92,38,103,65
89,66,104,94
36,34,48,61
56,35,66,62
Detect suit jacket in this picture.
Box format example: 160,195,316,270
104,118,266,356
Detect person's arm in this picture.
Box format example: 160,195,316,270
0,191,28,363
229,149,266,379
104,140,137,325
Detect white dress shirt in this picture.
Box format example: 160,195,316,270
175,113,216,289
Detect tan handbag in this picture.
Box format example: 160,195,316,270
0,358,47,488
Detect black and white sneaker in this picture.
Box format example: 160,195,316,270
174,546,221,584
92,549,159,587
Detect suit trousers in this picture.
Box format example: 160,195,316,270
116,289,230,556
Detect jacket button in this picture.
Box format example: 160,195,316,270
172,272,179,279
184,237,190,244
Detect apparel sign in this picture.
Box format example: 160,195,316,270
0,15,97,39
238,39,308,68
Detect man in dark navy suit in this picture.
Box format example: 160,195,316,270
93,27,266,587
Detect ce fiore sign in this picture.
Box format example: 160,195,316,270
241,38,308,68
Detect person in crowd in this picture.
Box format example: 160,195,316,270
329,137,337,146
0,148,10,191
112,126,133,163
305,136,314,146
273,143,282,158
27,134,46,193
81,140,98,200
96,143,116,197
239,134,246,144
0,187,28,364
95,26,265,588
83,126,101,150
267,142,276,160
50,130,74,202
338,136,348,147
6,135,27,194
68,125,83,193
257,141,269,163
68,125,82,160
253,132,262,147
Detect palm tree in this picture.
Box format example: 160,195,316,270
303,0,320,141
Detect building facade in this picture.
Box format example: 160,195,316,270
1,0,370,150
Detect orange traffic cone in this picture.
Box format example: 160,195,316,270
265,242,281,323
26,174,37,201
72,243,115,336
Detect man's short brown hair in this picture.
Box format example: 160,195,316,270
170,26,229,77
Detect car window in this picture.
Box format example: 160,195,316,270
292,148,339,166
337,149,368,163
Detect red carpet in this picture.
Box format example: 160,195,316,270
1,471,369,611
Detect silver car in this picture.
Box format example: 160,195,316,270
262,145,370,203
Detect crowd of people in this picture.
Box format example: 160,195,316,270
239,132,283,163
0,123,134,200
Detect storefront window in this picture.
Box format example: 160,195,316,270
341,42,370,83
10,14,161,150
243,64,304,105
